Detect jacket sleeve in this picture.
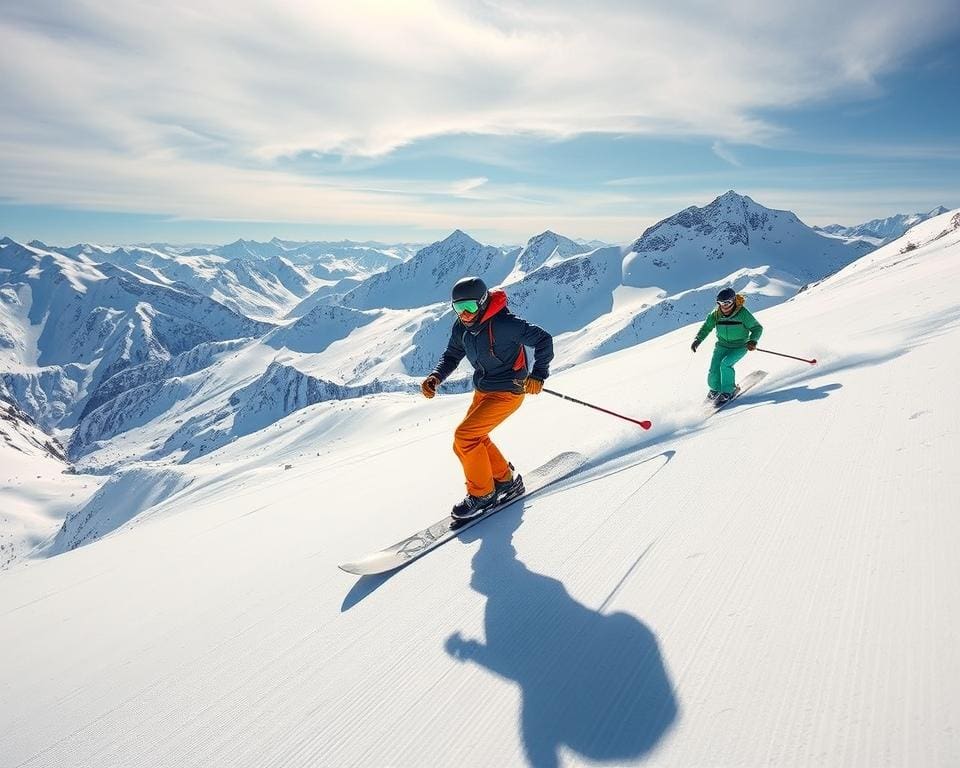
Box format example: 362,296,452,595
744,309,763,342
694,311,717,343
431,324,466,382
517,319,554,380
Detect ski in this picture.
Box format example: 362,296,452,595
339,451,587,576
705,369,767,416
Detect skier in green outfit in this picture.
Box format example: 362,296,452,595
691,287,763,405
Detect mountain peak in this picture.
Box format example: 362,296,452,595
441,229,481,248
714,190,756,206
622,192,861,293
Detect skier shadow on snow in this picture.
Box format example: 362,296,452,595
445,503,678,768
730,381,842,412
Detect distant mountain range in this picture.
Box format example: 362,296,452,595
1,193,952,477
815,207,949,245
28,239,419,319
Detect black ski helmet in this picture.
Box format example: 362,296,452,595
452,276,489,306
716,287,736,305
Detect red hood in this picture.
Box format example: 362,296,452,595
478,289,507,323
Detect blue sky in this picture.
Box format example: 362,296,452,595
1,1,957,247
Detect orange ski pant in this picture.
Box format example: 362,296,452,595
453,389,525,497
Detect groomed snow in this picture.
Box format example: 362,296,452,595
1,211,958,766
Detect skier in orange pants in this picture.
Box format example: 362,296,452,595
421,276,554,520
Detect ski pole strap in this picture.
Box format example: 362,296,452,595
755,347,817,365
542,388,652,430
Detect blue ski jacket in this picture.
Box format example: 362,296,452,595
431,290,553,394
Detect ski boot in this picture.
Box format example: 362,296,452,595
494,464,525,503
451,490,498,521
714,386,740,407
706,389,720,402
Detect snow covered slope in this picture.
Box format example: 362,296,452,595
1,210,957,766
0,386,104,569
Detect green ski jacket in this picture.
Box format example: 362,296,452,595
694,298,763,349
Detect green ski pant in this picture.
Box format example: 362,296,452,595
708,344,748,393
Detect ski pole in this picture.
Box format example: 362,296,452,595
755,347,817,365
542,388,652,430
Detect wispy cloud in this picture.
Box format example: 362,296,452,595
450,177,489,196
711,142,743,167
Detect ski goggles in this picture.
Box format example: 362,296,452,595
453,299,480,314
717,298,735,308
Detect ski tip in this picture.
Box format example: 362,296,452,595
339,557,388,575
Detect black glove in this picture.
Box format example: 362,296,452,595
746,340,757,351
691,339,701,353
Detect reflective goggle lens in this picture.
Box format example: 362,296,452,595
453,299,480,314
718,299,734,307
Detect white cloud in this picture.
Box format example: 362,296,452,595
0,0,956,236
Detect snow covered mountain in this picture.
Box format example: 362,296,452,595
32,237,426,321
0,384,65,461
504,230,590,283
501,192,871,363
816,206,949,245
35,241,326,321
3,193,885,475
505,246,625,334
622,191,872,294
0,239,273,430
2,209,958,766
335,230,514,310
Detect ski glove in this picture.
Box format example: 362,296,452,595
691,339,701,352
746,340,757,351
523,377,544,395
421,375,440,399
